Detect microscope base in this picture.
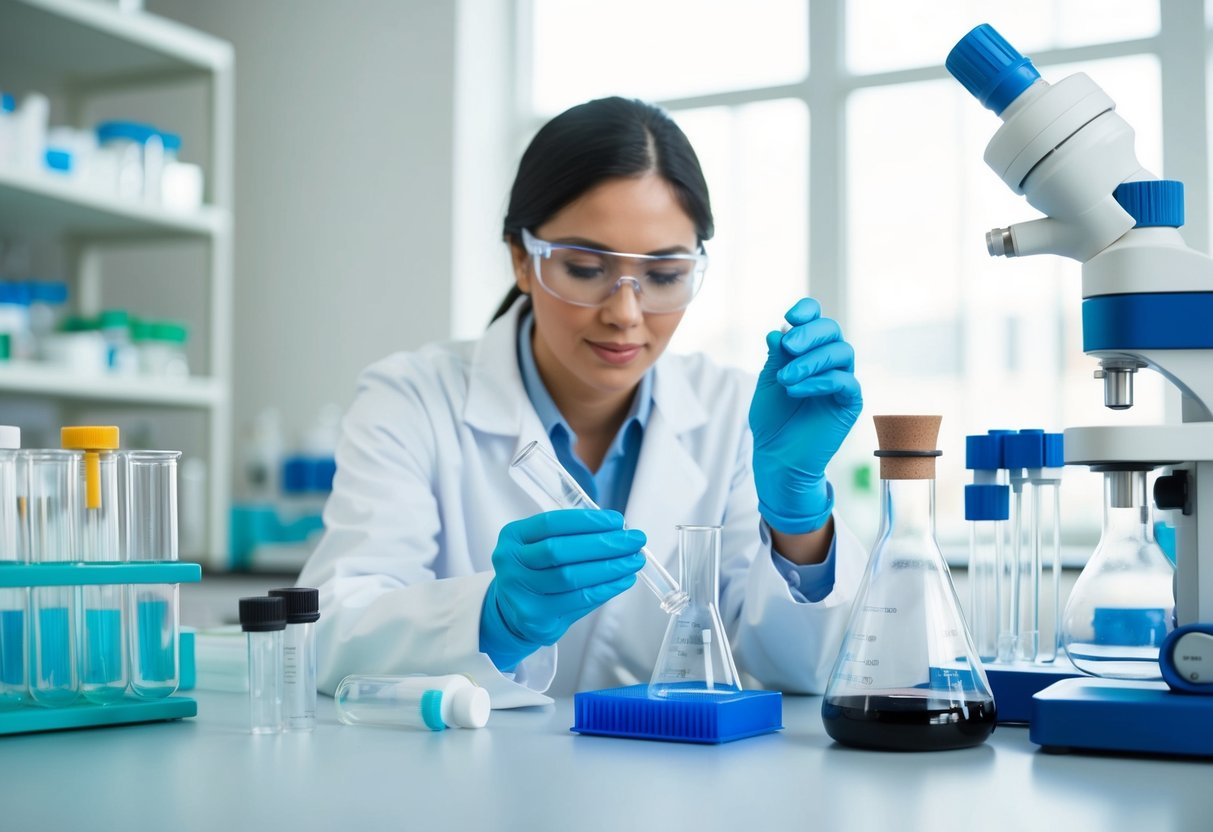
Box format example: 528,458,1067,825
1031,677,1213,757
984,658,1084,724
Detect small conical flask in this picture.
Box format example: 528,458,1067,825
649,525,741,698
822,415,996,751
1061,469,1175,680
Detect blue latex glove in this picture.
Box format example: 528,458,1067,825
750,298,863,534
480,508,646,672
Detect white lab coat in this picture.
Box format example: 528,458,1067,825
299,300,868,708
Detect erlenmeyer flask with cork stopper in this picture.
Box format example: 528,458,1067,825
822,415,996,751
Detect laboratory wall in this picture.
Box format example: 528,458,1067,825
144,0,476,462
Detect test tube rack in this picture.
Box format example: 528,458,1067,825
0,562,199,735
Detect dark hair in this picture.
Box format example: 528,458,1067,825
491,97,714,323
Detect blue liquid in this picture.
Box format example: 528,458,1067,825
1,608,24,685
134,599,176,697
34,606,78,706
82,608,125,702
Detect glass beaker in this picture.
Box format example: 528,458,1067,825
63,427,127,703
26,449,82,707
126,450,181,698
0,427,26,708
822,415,996,751
1061,469,1174,680
649,525,740,697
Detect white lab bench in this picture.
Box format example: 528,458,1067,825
0,689,1207,831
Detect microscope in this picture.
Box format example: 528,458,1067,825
947,24,1213,756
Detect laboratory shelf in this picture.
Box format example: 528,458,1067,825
0,169,228,240
0,365,225,408
0,0,233,92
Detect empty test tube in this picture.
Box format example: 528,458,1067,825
509,441,689,614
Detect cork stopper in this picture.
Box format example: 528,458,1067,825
873,415,943,480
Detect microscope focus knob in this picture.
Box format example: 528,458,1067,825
1153,471,1189,512
1112,180,1185,228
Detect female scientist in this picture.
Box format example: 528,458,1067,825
299,97,866,707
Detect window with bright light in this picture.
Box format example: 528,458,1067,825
520,0,1203,558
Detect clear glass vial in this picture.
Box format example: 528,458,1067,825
268,587,319,731
239,596,286,734
335,674,490,730
126,450,182,698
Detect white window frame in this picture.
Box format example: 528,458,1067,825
506,1,1211,560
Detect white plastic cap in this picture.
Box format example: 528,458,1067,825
449,685,490,729
0,426,20,449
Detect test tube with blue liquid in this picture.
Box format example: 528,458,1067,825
126,450,182,698
509,441,689,614
0,426,27,708
27,449,81,706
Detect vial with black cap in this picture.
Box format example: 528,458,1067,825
239,596,286,734
269,587,319,731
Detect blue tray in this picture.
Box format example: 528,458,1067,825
572,684,783,744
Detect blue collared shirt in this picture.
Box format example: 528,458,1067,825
517,313,836,602
518,314,650,514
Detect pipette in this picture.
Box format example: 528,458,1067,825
509,441,690,614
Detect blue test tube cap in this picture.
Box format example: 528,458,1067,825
1043,433,1065,468
965,483,1010,521
985,429,1015,469
965,434,1002,471
1003,429,1045,469
946,23,1041,115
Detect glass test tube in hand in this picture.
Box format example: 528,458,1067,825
509,442,689,614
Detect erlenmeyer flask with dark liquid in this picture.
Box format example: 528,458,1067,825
649,525,740,697
822,416,996,750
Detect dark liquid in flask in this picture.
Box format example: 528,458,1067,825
822,693,996,751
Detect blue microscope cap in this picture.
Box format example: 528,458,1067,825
946,23,1041,115
1113,180,1184,228
1003,430,1045,469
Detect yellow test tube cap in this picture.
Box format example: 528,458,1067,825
61,425,120,451
61,425,119,509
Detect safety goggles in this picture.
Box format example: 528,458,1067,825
521,228,708,314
